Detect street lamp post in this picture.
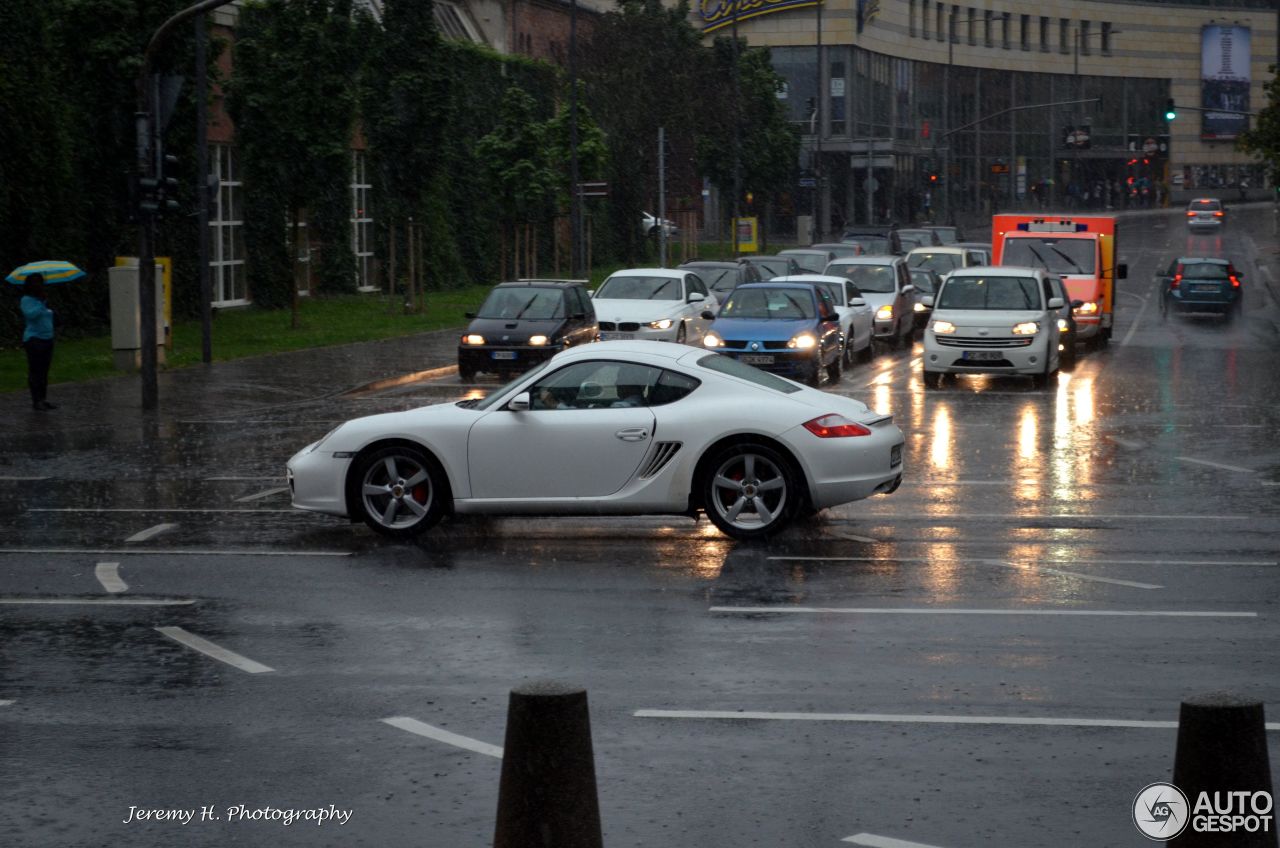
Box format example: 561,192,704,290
943,14,981,226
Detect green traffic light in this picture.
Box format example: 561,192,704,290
1164,98,1176,121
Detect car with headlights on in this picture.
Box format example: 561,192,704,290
287,341,905,541
774,274,874,366
592,268,716,345
823,256,915,348
458,280,598,381
921,267,1064,388
701,282,844,386
907,266,942,330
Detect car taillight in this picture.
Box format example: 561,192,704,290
803,414,872,438
1230,275,1240,288
1186,211,1196,217
1214,211,1224,217
1170,274,1181,290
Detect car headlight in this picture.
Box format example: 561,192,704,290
1057,318,1069,332
647,318,674,330
1012,321,1040,335
931,320,956,335
703,332,722,348
876,305,894,321
1074,301,1099,316
788,333,817,350
308,424,342,453
528,335,549,346
462,334,485,345
913,302,927,312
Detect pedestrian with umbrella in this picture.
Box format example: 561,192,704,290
8,260,84,410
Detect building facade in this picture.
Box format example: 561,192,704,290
693,0,1277,235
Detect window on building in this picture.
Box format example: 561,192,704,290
921,1,929,39
909,0,916,37
967,8,976,45
1040,16,1050,52
1080,20,1091,56
434,2,481,43
351,151,374,292
209,144,246,306
1001,12,1011,49
1020,14,1030,51
983,10,993,47
935,2,944,41
1060,18,1070,54
1101,21,1114,54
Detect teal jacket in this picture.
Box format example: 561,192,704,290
21,295,54,342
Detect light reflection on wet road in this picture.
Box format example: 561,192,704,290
1,209,1278,848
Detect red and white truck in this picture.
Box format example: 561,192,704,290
992,215,1127,346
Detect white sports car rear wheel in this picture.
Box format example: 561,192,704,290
702,444,798,539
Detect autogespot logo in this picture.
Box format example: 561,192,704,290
1133,782,1190,840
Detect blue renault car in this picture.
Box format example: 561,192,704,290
700,282,843,386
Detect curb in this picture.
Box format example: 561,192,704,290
343,363,459,397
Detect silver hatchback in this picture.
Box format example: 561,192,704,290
1186,198,1224,231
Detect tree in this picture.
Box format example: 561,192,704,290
228,0,360,323
1238,64,1280,185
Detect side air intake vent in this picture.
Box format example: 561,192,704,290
639,441,682,479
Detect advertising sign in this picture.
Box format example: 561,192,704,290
1201,25,1251,140
700,0,822,34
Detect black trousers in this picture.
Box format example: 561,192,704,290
23,337,53,405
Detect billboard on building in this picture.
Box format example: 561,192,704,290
1200,25,1251,141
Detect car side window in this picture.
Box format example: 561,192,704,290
687,274,708,297
897,263,909,290
529,360,663,410
1042,278,1055,304
649,370,701,406
817,287,836,317
846,282,862,302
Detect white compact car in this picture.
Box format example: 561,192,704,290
823,256,915,348
593,269,716,345
772,274,874,366
921,267,1063,388
287,341,905,541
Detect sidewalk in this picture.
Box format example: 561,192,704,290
5,327,463,435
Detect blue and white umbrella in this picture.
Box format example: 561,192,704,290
6,260,86,285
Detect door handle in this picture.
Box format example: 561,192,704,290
615,428,649,441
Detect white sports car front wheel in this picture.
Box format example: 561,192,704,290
349,445,446,539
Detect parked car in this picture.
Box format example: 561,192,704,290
810,242,867,260
1156,257,1243,320
898,228,943,247
841,227,904,256
822,256,915,348
592,268,717,345
907,267,942,330
921,267,1064,388
906,245,986,277
642,212,679,237
923,225,964,244
774,274,875,366
1185,198,1225,232
458,280,598,381
778,248,837,274
701,282,844,386
741,255,803,279
679,260,763,301
288,341,905,540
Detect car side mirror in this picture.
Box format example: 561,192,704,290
701,310,716,321
901,284,914,294
508,391,531,412
1071,299,1084,309
849,297,866,307
1048,297,1065,309
687,292,704,302
921,296,935,307
1117,263,1128,280
465,311,476,320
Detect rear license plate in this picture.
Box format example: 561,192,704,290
961,350,1003,361
740,354,775,365
1191,284,1219,293
890,444,902,466
491,351,518,360
600,332,635,341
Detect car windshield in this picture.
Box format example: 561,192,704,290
909,252,961,273
720,287,815,319
937,276,1043,310
1190,199,1221,211
595,275,681,300
476,287,564,320
929,227,959,244
1181,262,1229,279
843,236,890,254
697,353,801,393
749,258,791,278
829,264,896,293
899,230,933,242
470,360,554,410
1001,237,1096,274
909,271,937,293
899,236,927,251
780,252,827,273
695,268,740,294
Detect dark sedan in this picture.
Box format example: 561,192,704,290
1157,257,1243,321
679,260,763,300
458,280,598,381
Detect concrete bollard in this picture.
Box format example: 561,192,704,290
1171,693,1277,847
493,681,603,848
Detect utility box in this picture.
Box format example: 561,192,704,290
796,214,814,245
109,265,167,371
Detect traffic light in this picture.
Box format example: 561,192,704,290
138,152,182,218
928,173,939,185
1164,98,1177,121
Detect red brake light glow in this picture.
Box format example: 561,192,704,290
1171,273,1182,290
1230,275,1240,288
1186,211,1196,217
803,414,872,438
1214,211,1225,217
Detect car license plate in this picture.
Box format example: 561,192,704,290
491,351,518,360
600,332,635,341
961,350,1003,361
1191,284,1219,292
740,354,775,365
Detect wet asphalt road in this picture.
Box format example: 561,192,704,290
2,208,1279,848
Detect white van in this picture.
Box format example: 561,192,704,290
921,267,1064,388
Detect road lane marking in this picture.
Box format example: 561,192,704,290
769,556,1277,567
95,562,127,593
1120,289,1151,347
770,556,1161,588
1263,482,1280,487
205,476,283,481
234,487,290,503
0,597,194,606
0,700,12,707
709,606,1255,618
827,531,881,544
381,717,503,759
1176,456,1255,474
34,508,295,514
0,548,351,557
156,627,274,674
0,476,48,481
844,834,950,848
853,513,1256,521
635,710,1280,731
1109,437,1144,450
125,523,178,543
